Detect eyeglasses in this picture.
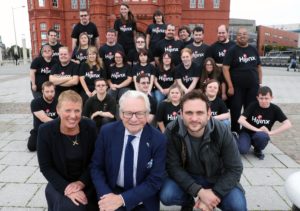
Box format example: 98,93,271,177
80,14,88,17
140,82,150,85
122,111,147,119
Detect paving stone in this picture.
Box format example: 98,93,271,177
0,166,37,183
0,152,34,165
27,155,39,167
27,168,47,184
0,164,7,173
264,143,284,154
240,173,251,186
0,132,11,140
0,183,39,207
273,186,293,207
243,168,284,186
241,156,253,168
1,141,27,152
0,141,9,149
245,153,285,168
0,208,45,211
274,168,300,180
0,152,8,160
244,186,290,210
6,131,29,141
27,184,47,208
274,154,300,168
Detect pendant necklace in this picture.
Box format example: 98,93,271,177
67,135,79,146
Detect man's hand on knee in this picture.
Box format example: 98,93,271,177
197,188,220,210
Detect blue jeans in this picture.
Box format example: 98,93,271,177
154,90,167,105
160,177,247,211
237,131,270,154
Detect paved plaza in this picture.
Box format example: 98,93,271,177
0,63,300,210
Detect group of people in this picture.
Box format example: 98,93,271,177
27,3,293,211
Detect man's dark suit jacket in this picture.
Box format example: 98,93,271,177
90,120,167,211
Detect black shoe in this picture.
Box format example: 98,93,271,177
254,148,265,160
180,206,193,211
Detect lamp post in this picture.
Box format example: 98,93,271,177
12,6,25,48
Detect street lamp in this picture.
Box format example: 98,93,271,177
12,6,25,48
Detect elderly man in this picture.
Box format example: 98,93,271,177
223,27,262,133
90,90,166,211
160,90,246,211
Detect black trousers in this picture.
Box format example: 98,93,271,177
45,183,98,211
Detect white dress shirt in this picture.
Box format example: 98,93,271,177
116,129,143,188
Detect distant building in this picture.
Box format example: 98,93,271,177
27,0,231,58
269,23,300,48
257,25,299,56
0,36,6,59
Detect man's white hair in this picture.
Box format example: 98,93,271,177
119,90,150,113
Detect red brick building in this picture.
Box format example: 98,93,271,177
257,25,298,56
27,0,230,57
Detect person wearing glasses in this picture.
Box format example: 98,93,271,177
71,9,100,51
90,90,166,211
136,74,157,124
127,35,154,67
83,78,116,132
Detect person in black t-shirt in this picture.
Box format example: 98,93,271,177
107,51,133,101
127,35,154,66
79,46,107,104
178,25,194,47
206,24,235,68
175,48,200,94
146,10,166,55
30,44,56,99
156,84,183,132
83,79,116,131
200,57,226,99
50,47,79,98
72,32,90,65
205,79,230,125
186,26,209,70
99,29,124,70
40,29,62,62
136,74,157,125
114,3,137,56
154,52,176,104
237,86,292,159
132,49,155,92
28,81,57,152
154,24,184,66
71,9,100,51
223,28,262,133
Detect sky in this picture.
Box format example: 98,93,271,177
0,0,300,49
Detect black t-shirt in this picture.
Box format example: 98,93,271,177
79,63,107,92
40,42,63,62
72,47,88,64
206,40,236,64
31,97,57,130
186,42,209,69
30,56,56,91
154,38,184,66
223,45,261,87
71,22,99,46
183,38,194,47
132,63,155,78
107,64,132,85
209,97,228,117
146,23,167,50
127,48,154,66
51,61,79,94
99,43,124,70
175,62,200,88
156,101,180,126
83,94,117,128
242,101,287,133
114,18,136,48
155,67,175,89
